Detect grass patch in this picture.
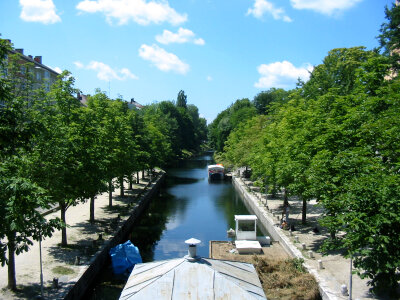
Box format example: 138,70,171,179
52,266,75,275
252,256,321,300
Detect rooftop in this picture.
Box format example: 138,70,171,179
119,257,266,300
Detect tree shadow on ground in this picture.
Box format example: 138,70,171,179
47,214,122,264
47,238,103,265
2,282,64,300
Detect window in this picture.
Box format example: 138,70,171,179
238,220,255,232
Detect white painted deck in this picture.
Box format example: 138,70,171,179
119,257,267,300
235,240,262,254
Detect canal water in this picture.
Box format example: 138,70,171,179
87,154,267,299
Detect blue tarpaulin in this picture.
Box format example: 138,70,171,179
109,240,142,275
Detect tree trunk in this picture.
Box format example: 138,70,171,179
283,188,289,207
129,176,133,190
7,231,16,291
119,176,124,197
90,195,95,223
302,196,307,225
142,169,145,179
282,188,289,220
108,179,113,207
60,201,67,246
136,171,139,184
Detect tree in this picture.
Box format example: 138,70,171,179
176,90,187,108
208,98,256,152
0,38,61,290
301,47,379,98
253,88,289,115
72,106,108,223
30,71,83,246
0,158,62,290
378,3,400,72
187,104,207,150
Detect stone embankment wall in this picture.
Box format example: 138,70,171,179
64,172,166,300
232,175,333,300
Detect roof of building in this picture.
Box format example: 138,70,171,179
128,98,144,109
9,48,59,76
119,257,266,300
235,215,258,221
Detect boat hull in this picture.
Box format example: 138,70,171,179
208,171,224,180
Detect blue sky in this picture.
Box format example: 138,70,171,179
0,0,394,122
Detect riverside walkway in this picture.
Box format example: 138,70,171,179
234,174,377,300
0,170,164,299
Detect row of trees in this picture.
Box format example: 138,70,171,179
208,89,290,153
0,39,207,290
210,4,400,294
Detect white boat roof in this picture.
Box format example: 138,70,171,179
119,257,266,300
235,215,258,221
208,164,224,169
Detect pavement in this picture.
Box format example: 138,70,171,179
0,171,156,299
236,175,379,300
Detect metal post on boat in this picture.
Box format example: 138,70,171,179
185,238,201,260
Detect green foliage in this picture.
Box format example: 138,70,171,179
0,156,63,265
290,258,306,273
219,42,400,292
176,89,187,108
253,88,290,114
301,47,382,98
208,98,256,152
142,98,206,162
378,3,400,71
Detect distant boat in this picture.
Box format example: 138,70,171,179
208,164,225,180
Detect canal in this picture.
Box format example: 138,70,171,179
87,153,267,299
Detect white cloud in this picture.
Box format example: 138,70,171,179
290,0,362,15
138,44,189,74
254,61,313,89
206,76,212,81
156,27,205,45
19,0,61,24
247,0,292,22
50,66,62,73
194,38,205,45
76,0,187,26
74,61,84,69
74,61,138,81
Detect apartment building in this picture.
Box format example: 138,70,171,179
2,39,59,91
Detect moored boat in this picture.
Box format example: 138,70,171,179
208,164,225,180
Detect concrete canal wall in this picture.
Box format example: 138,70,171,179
64,172,165,300
232,176,302,258
232,176,335,300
